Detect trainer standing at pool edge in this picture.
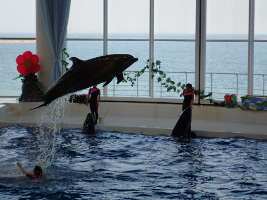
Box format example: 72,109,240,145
182,83,195,111
87,85,100,124
182,83,195,138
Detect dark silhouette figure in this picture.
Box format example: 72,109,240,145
82,113,95,134
172,83,196,139
87,85,100,124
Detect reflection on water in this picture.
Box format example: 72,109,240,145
0,125,267,199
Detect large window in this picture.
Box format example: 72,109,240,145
107,0,149,96
254,0,267,95
255,0,267,40
206,0,249,99
108,0,149,39
0,1,36,36
0,0,36,96
154,0,195,39
67,0,103,59
108,41,149,96
107,0,149,66
154,0,195,98
65,0,266,100
68,0,103,39
2,1,265,100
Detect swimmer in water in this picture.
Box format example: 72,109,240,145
16,162,43,179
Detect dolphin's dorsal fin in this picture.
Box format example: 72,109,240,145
103,78,113,87
69,57,83,66
116,73,124,84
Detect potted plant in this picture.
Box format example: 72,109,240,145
16,51,44,102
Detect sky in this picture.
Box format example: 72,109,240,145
0,0,266,35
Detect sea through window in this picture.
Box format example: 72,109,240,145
0,0,36,96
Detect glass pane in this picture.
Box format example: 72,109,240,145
0,40,36,96
207,0,249,39
67,41,103,60
254,42,267,95
0,0,35,37
68,0,103,38
255,0,267,40
154,41,195,98
66,41,103,95
0,1,35,96
108,0,149,39
108,41,148,70
155,0,196,39
206,42,248,100
107,41,149,97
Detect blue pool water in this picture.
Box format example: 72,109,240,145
0,125,267,200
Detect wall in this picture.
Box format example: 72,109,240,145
0,97,266,139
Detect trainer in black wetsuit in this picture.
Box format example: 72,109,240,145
182,83,195,137
88,85,100,124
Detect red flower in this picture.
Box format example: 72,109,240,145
16,51,40,76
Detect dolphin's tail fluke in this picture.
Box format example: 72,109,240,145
30,103,47,111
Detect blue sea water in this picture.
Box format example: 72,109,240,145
1,34,267,99
0,125,267,200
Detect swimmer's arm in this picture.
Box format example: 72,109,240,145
16,162,30,176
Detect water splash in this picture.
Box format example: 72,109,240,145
36,96,68,168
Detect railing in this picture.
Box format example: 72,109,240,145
107,71,267,100
1,37,267,101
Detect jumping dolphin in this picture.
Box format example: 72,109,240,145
171,107,196,138
32,54,138,110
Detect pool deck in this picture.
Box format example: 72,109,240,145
0,97,267,140
98,116,267,140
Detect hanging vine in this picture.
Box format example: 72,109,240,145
123,59,212,100
61,47,70,72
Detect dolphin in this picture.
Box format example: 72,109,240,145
31,54,138,110
171,107,196,138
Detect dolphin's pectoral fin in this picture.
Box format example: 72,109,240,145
116,73,124,84
103,78,113,87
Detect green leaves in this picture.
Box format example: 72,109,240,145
62,48,70,58
123,59,183,95
194,90,212,100
155,60,161,66
61,48,70,72
121,59,213,100
123,72,136,87
167,86,176,92
13,74,23,80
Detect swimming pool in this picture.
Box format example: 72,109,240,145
0,125,267,200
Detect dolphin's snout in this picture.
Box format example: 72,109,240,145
129,57,138,64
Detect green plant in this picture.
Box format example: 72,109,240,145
61,47,70,72
194,90,212,101
123,59,212,100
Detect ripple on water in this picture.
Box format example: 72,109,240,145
0,125,267,199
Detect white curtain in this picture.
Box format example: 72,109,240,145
39,0,71,86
